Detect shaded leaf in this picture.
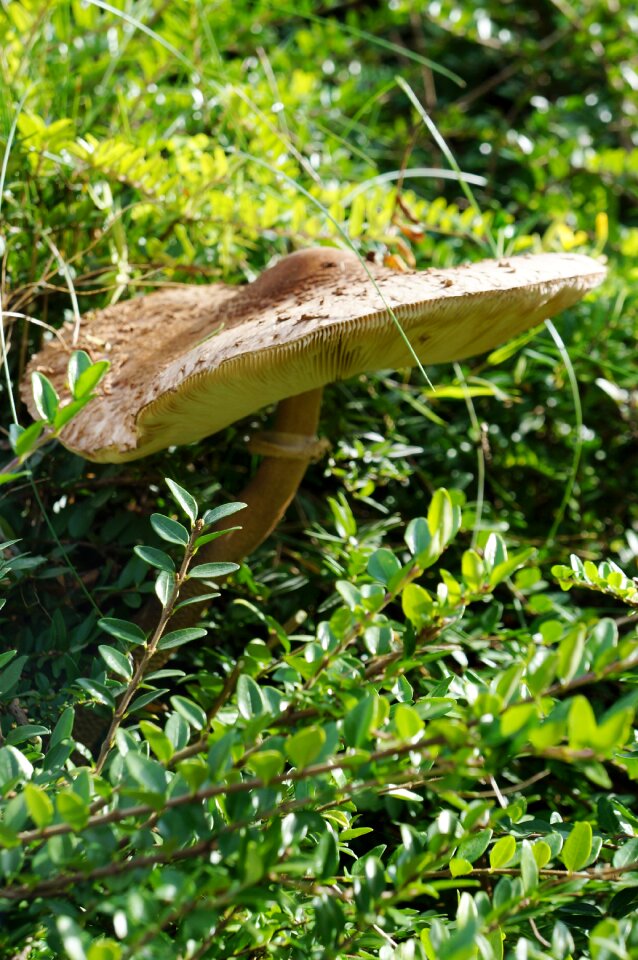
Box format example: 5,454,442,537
157,627,207,650
98,618,146,645
98,645,133,680
170,695,207,730
134,545,175,572
150,513,189,546
188,561,239,579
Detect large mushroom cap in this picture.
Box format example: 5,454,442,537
22,248,606,463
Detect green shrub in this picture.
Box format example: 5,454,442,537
1,1,637,957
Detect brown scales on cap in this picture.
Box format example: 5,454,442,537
23,248,606,463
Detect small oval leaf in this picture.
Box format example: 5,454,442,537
98,618,146,645
165,478,198,525
72,360,110,399
561,821,593,873
31,371,59,421
134,546,175,572
201,501,247,526
188,561,239,579
98,645,133,680
150,514,189,546
157,627,207,651
170,695,207,731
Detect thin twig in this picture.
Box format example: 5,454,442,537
95,518,205,773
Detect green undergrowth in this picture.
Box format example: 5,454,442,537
3,481,638,959
0,1,637,958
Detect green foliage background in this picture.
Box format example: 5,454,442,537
0,1,637,958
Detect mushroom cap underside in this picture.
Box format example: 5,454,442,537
22,249,606,463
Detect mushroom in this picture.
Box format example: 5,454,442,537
23,247,606,628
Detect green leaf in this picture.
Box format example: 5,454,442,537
489,548,535,588
561,821,593,872
98,618,146,645
520,839,539,892
490,835,516,869
449,857,473,877
557,624,586,683
6,724,49,746
590,920,623,960
127,688,169,714
188,561,239,578
76,678,116,708
394,703,424,740
405,516,431,557
201,501,247,526
0,650,17,670
194,527,242,549
532,840,552,869
98,645,133,680
237,674,266,719
174,590,219,610
367,548,401,585
52,397,93,431
343,694,376,748
483,533,507,570
124,752,168,794
170,695,207,730
134,545,175,572
71,359,109,399
428,488,457,547
393,677,413,705
286,726,326,768
87,939,122,960
612,838,638,869
457,828,492,864
0,654,27,696
461,549,485,591
50,707,75,748
31,371,59,421
165,478,198,525
150,513,189,546
500,702,537,739
0,471,28,486
340,827,374,841
208,733,235,779
401,582,434,627
438,918,479,960
139,721,174,763
24,783,54,827
0,824,20,848
57,790,89,830
334,580,361,611
57,916,87,960
67,349,92,394
157,627,207,650
353,855,385,913
568,695,633,757
592,709,633,756
14,420,45,457
155,569,175,607
248,749,285,783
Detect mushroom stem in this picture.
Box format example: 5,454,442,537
205,385,324,566
139,387,324,634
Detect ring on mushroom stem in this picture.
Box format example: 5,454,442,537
23,245,606,640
